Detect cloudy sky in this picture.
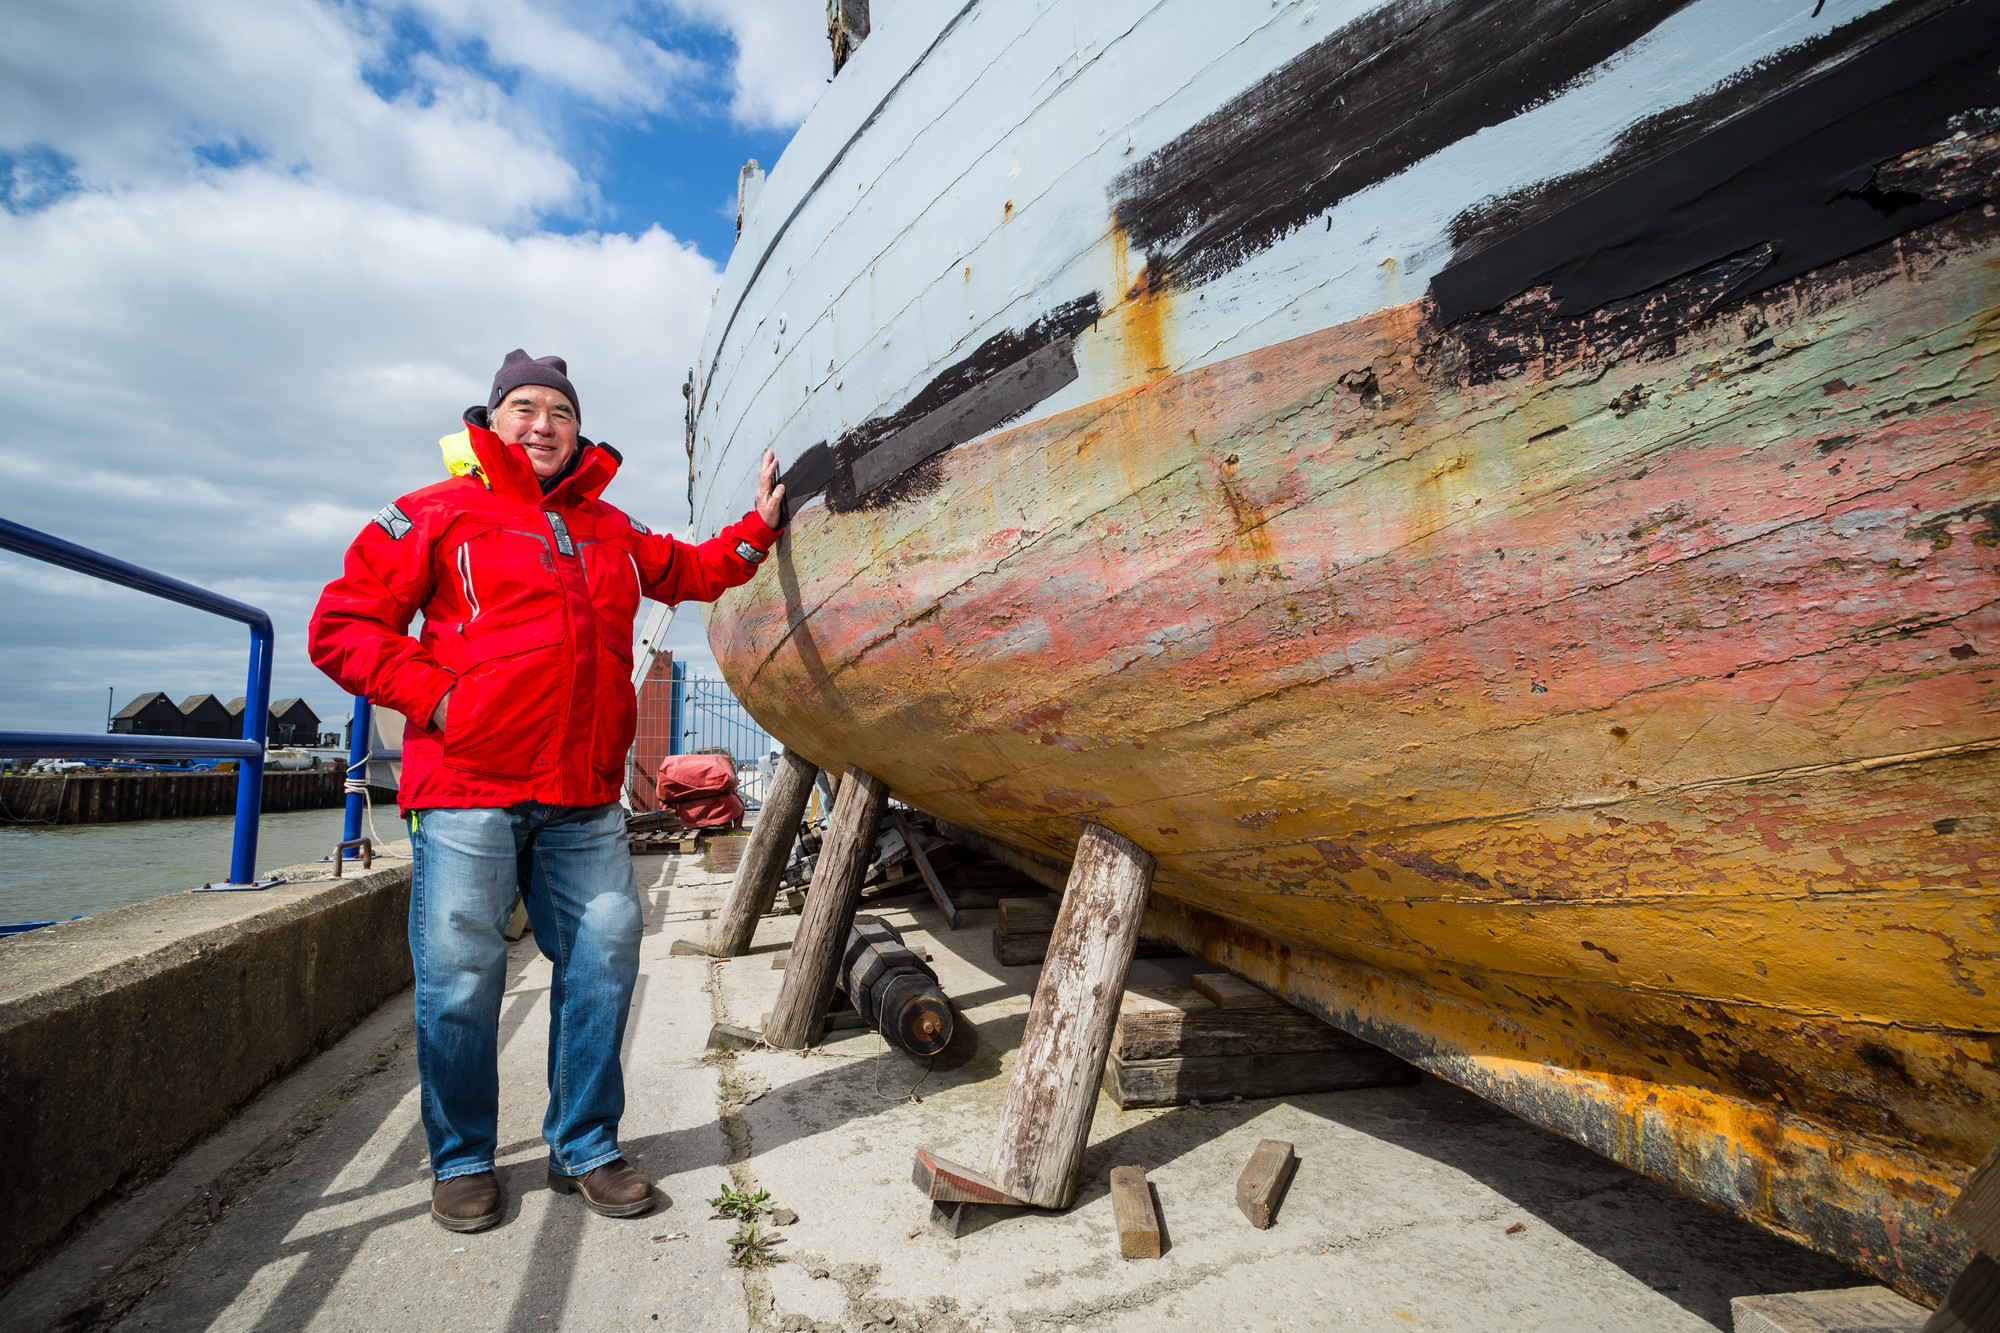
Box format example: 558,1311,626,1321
0,0,829,736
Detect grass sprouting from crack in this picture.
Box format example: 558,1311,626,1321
727,1220,783,1269
708,1180,771,1222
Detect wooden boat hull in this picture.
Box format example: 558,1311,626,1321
690,0,2000,1298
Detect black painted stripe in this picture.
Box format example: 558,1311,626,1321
780,295,1100,516
1429,0,2000,324
1108,0,1699,295
1445,0,1966,267
851,338,1080,496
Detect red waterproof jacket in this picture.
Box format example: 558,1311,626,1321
308,415,775,811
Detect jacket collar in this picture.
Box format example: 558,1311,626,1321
461,407,618,507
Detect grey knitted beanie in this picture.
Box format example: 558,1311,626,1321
487,349,579,421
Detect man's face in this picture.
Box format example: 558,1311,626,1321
492,385,579,479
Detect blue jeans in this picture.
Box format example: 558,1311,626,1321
409,802,641,1181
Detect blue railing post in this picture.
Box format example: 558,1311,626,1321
0,515,274,885
668,660,688,756
344,696,372,854
229,617,274,884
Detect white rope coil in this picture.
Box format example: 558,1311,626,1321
344,756,387,855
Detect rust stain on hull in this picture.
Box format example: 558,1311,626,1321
707,207,2000,1297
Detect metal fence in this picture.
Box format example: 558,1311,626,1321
678,674,779,807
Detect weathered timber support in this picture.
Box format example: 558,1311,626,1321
708,748,819,957
762,763,889,1049
988,824,1155,1209
890,808,959,928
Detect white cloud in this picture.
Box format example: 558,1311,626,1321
401,0,699,111
0,0,835,734
671,0,830,130
3,0,580,226
0,170,720,731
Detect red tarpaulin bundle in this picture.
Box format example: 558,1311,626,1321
655,753,737,802
672,790,745,829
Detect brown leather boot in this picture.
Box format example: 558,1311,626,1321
431,1171,503,1233
547,1157,659,1217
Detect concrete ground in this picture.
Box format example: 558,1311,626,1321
9,851,1866,1332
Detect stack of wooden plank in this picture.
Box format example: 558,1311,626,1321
990,896,1183,967
951,861,1048,907
1102,973,1419,1108
990,895,1060,965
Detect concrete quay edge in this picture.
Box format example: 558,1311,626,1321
0,844,416,1291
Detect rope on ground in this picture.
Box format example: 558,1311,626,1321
870,1027,935,1102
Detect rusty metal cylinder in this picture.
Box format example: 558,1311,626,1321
842,915,954,1057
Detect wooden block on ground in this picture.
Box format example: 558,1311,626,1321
929,1200,984,1239
1236,1138,1298,1229
997,897,1059,935
992,927,1053,965
1108,1165,1161,1259
1102,1049,1420,1109
1729,1285,1928,1333
706,1023,761,1052
669,938,706,956
1114,986,1368,1060
1193,972,1276,1009
1949,1139,2000,1257
911,1149,1021,1206
782,888,805,912
771,952,790,969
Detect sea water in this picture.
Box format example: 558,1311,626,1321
0,807,366,924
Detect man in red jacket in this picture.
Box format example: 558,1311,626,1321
309,349,782,1233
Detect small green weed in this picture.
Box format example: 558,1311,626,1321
707,1180,771,1222
727,1220,782,1269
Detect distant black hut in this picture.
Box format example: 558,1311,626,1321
268,698,321,746
111,691,184,735
177,693,234,739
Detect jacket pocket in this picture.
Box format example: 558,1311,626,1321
442,618,568,782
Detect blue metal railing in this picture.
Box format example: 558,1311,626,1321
0,516,273,884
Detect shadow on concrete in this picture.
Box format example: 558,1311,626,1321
111,942,715,1333
721,900,1862,1332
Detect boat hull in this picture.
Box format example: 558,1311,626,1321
691,0,2000,1297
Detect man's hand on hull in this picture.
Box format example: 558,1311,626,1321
757,450,786,530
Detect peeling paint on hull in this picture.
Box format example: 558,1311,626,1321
704,205,2000,1299
691,0,2000,1298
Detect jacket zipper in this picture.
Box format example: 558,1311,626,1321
456,544,482,623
